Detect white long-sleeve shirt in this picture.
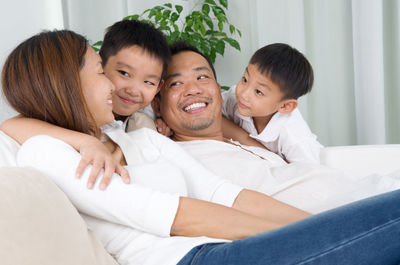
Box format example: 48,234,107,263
17,122,242,265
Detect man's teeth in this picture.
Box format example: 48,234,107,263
184,102,206,112
107,99,113,104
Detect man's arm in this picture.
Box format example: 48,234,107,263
232,189,311,225
171,197,281,240
1,116,129,188
222,116,267,149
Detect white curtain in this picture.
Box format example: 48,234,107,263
242,0,400,146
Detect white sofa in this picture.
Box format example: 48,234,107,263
1,130,400,264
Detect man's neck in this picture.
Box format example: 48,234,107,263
172,130,224,142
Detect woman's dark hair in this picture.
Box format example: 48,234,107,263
1,30,100,136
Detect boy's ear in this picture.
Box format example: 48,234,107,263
151,96,162,118
156,80,165,94
278,99,298,114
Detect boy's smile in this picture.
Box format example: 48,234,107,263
103,45,163,118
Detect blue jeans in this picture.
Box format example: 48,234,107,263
178,190,400,265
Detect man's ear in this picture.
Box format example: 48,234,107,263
278,99,298,114
151,96,162,118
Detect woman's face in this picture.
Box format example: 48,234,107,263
80,47,115,127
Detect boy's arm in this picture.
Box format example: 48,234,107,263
0,116,129,188
222,116,267,149
154,118,173,137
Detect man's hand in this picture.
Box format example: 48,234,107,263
76,137,130,190
155,118,173,137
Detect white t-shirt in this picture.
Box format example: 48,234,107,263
17,122,243,265
178,139,400,214
222,85,323,163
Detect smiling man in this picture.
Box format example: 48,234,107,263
152,41,400,215
156,41,223,142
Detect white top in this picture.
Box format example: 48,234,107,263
178,139,400,215
17,122,243,265
222,85,323,163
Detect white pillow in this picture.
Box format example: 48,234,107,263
0,131,19,167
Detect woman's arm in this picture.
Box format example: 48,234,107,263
1,116,129,188
17,135,288,240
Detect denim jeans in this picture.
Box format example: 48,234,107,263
177,190,400,265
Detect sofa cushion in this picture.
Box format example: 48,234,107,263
0,167,118,265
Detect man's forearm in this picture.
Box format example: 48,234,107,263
232,189,311,225
171,197,280,240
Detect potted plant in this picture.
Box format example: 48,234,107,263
92,0,241,64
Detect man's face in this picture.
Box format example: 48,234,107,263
159,51,222,137
103,45,163,117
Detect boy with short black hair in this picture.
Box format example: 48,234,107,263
222,43,323,163
100,19,171,131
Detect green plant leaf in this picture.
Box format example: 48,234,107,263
155,11,162,22
216,40,225,55
204,15,214,30
131,14,140,20
199,23,206,36
216,14,227,23
229,24,235,34
212,5,226,16
175,5,183,14
205,0,217,5
218,21,223,31
92,40,103,47
171,12,179,22
149,9,157,19
209,49,216,63
202,4,210,15
164,3,172,8
237,29,242,37
220,85,230,90
169,31,180,43
223,38,241,51
219,0,228,9
186,17,194,28
163,9,171,18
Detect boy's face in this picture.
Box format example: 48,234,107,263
103,45,163,117
235,63,286,119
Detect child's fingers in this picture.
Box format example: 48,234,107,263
87,160,103,189
75,156,91,179
116,166,130,184
99,159,114,190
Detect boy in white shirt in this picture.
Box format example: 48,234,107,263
222,43,323,163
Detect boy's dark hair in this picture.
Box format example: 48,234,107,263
169,40,217,80
100,20,171,78
249,43,313,100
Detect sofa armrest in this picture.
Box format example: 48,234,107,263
320,144,400,177
0,167,118,265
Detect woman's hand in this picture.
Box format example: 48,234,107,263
76,136,130,190
155,118,173,137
